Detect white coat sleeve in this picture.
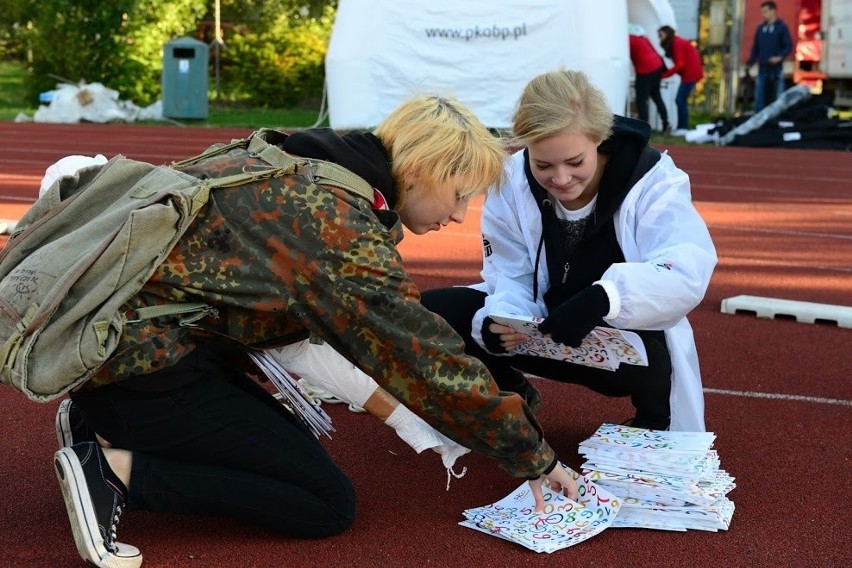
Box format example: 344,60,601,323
599,161,717,330
471,188,545,349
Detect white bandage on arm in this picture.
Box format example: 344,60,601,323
268,340,470,469
384,403,470,470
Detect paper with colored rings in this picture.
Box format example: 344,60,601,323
460,467,621,553
488,312,648,371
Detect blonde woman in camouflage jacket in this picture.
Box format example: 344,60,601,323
52,95,577,568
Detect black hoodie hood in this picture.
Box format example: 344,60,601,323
282,128,397,209
523,114,661,302
593,115,657,226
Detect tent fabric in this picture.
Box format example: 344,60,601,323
325,0,634,129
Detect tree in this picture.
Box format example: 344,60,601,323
25,0,206,104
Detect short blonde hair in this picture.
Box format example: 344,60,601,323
511,69,614,145
374,95,506,207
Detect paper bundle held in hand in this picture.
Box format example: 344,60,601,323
579,423,736,532
460,467,621,553
248,351,335,439
488,312,648,371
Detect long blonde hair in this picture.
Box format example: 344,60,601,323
511,69,613,146
374,95,506,208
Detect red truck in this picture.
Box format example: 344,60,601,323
740,0,852,106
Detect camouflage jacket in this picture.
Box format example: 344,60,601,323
90,146,555,478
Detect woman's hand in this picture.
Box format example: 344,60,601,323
538,284,609,348
528,463,579,512
481,318,526,353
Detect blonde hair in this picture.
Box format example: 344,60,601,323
374,95,506,208
511,69,614,146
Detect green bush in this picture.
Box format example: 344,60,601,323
6,0,336,110
219,6,334,108
24,0,206,105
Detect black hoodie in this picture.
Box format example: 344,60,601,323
524,115,661,309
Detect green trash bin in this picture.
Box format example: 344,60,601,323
162,37,209,119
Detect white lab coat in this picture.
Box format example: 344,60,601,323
471,150,717,431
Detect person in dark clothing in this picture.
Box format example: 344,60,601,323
422,69,717,433
629,30,670,134
746,1,793,112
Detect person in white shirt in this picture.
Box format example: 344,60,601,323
422,69,717,431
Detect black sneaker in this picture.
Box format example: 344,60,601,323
54,442,142,568
622,415,670,431
501,371,543,414
56,399,97,448
521,380,542,414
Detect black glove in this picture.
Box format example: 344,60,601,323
538,285,610,348
481,316,508,354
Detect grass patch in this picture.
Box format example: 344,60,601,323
0,60,35,121
0,59,755,138
0,59,327,128
193,103,326,129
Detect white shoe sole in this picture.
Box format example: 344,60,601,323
56,399,74,448
54,448,143,568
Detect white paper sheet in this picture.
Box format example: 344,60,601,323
460,467,621,553
488,312,648,371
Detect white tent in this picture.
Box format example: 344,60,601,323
325,0,680,130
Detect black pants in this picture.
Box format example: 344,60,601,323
635,69,669,129
421,287,672,428
71,344,355,538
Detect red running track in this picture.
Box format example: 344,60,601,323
0,123,850,568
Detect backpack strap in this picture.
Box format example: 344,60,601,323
169,137,248,168
246,129,374,202
172,128,375,203
126,303,218,325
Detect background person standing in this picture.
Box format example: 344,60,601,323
746,1,793,112
629,26,670,134
658,25,704,135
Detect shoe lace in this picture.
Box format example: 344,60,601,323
104,503,124,553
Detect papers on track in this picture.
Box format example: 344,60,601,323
488,312,648,371
248,350,335,439
460,467,621,553
579,423,736,532
460,423,735,552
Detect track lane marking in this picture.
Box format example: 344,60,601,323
704,387,852,407
706,225,852,241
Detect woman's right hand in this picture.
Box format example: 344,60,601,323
481,318,525,353
528,462,579,512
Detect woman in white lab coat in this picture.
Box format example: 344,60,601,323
422,69,717,431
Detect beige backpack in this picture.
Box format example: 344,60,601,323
0,129,372,402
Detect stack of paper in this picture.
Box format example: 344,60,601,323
460,468,621,553
248,350,335,439
578,423,736,532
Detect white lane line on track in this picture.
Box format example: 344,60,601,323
706,225,852,241
695,184,852,198
704,387,852,407
717,257,852,273
0,196,37,204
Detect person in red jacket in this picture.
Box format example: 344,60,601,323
658,25,704,134
629,31,670,134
